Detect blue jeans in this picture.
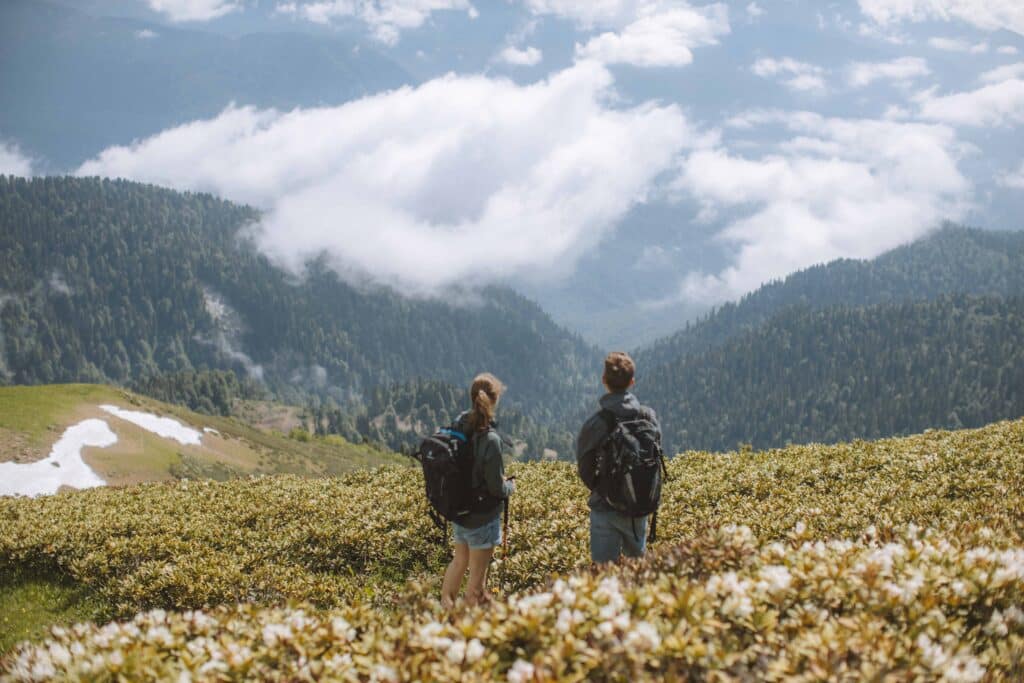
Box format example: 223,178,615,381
452,515,502,550
590,508,647,564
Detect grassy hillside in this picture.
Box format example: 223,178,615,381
1,418,1022,677
0,384,406,486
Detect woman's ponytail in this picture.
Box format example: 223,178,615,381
467,373,505,433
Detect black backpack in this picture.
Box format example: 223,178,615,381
414,424,497,532
596,409,668,523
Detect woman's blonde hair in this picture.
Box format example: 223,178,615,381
467,372,505,433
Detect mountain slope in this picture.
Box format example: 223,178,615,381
637,226,1024,366
640,295,1024,453
0,176,600,448
0,384,403,492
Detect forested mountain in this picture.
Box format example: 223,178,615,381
637,226,1024,367
0,176,600,453
309,378,575,459
0,0,411,168
642,295,1024,454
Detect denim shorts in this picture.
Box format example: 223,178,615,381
452,515,502,550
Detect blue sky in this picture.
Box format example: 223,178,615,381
5,0,1024,345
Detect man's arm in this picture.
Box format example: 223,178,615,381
576,414,603,490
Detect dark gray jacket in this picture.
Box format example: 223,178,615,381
454,412,513,528
576,392,661,512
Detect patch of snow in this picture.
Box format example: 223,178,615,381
203,427,220,435
100,405,202,446
0,419,116,497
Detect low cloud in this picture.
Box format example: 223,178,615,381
575,4,730,67
136,29,160,39
520,1,728,68
847,57,930,88
499,45,543,66
146,0,240,22
999,46,1019,55
77,63,693,295
915,64,1024,126
670,111,970,303
859,0,1024,36
276,0,476,44
998,161,1024,189
0,141,33,176
927,37,988,53
48,271,73,296
751,57,827,93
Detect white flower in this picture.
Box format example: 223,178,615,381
917,634,949,671
944,654,986,683
507,659,535,683
262,623,292,647
466,639,485,664
984,610,1009,637
757,565,792,594
47,643,71,667
446,640,467,663
624,621,661,652
331,616,356,642
517,592,554,613
1005,605,1024,625
371,664,399,683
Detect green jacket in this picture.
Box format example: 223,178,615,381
454,412,512,529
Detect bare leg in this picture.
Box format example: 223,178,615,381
465,546,495,607
441,543,469,609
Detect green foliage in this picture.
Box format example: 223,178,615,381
131,370,263,417
0,570,103,654
641,295,1024,453
0,176,599,450
0,418,1022,678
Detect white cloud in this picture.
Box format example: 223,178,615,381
575,3,730,67
277,0,477,44
915,79,1024,126
746,2,763,20
927,37,988,53
77,64,693,295
146,0,240,22
135,29,159,39
751,57,827,93
0,141,33,176
980,61,1024,83
858,0,1024,36
499,45,543,66
847,57,930,88
998,45,1019,55
671,112,970,302
998,161,1024,188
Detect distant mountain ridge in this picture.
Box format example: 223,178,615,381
637,226,1024,370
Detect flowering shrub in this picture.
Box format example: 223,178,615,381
1,418,1023,679
3,525,1022,681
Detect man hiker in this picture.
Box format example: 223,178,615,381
576,351,664,564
